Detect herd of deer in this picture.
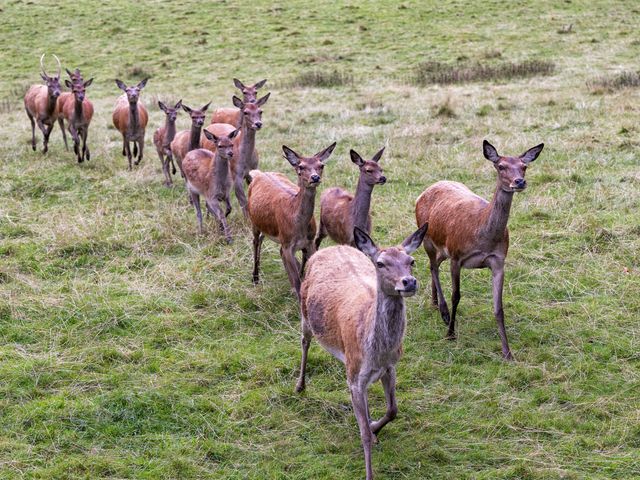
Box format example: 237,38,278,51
24,55,545,479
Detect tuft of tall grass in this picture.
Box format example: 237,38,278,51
283,69,354,88
586,70,640,93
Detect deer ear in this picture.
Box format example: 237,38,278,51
202,129,218,143
158,101,167,112
115,79,126,91
282,145,301,167
371,146,385,163
256,92,270,107
483,140,500,163
65,79,72,88
350,149,365,166
174,99,182,109
65,68,73,77
254,79,267,89
41,73,48,82
84,78,93,88
354,227,379,260
228,128,240,140
233,78,245,90
316,142,337,164
521,143,544,164
201,101,212,112
181,104,193,114
137,78,148,89
402,223,428,254
232,95,244,109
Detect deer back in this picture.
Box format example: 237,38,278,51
203,123,243,176
210,107,240,127
320,187,358,244
182,149,217,196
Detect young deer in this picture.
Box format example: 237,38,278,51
316,147,386,248
56,68,85,151
112,78,149,170
247,142,336,299
209,78,267,127
297,224,428,480
24,54,62,153
153,99,182,186
182,128,240,241
60,74,94,163
415,140,544,360
170,102,211,177
206,93,269,216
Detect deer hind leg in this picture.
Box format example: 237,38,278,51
81,129,90,162
295,310,313,393
224,197,232,217
58,117,68,151
252,227,264,284
448,259,462,339
190,191,203,234
134,139,144,165
424,239,450,325
37,119,51,153
314,217,327,250
125,141,133,170
26,110,36,151
233,172,248,217
370,366,398,435
70,125,80,161
349,383,375,480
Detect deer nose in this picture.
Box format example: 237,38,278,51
227,150,233,157
310,174,321,184
401,276,416,290
254,122,262,130
514,178,526,189
378,176,387,184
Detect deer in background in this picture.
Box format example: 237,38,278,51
316,147,386,249
210,78,267,127
206,93,269,216
297,224,428,480
182,128,240,241
24,54,62,153
247,142,336,299
170,102,211,177
153,99,182,186
415,140,544,360
112,78,149,170
59,72,94,163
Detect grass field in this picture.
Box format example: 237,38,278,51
1,1,639,478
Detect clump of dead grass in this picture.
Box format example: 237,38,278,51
283,69,353,88
586,71,640,93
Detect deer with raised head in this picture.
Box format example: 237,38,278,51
56,68,85,151
247,142,336,299
59,72,94,163
112,78,149,170
415,140,544,360
181,128,240,242
153,99,182,186
209,78,267,127
206,93,269,216
24,54,62,153
316,147,386,249
169,102,211,177
297,224,428,480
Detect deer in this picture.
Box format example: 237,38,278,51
59,72,94,163
153,99,182,186
169,102,211,177
24,54,62,153
415,140,544,360
297,224,428,480
315,147,386,249
112,78,149,170
181,128,240,242
209,78,267,127
206,93,269,216
247,142,336,299
56,68,85,151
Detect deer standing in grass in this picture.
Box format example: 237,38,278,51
297,224,428,480
112,78,149,170
59,72,94,163
415,140,544,360
210,78,267,127
247,142,336,299
24,54,62,153
316,147,386,249
182,128,240,241
170,102,211,177
153,99,182,186
56,68,85,151
207,93,269,216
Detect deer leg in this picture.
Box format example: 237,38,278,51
315,217,327,250
58,117,68,151
37,120,50,153
295,312,313,393
234,173,248,218
82,129,90,162
125,141,133,170
370,366,398,435
252,228,264,284
448,260,462,339
168,151,177,175
224,197,232,217
489,261,513,361
135,139,144,165
206,199,232,243
190,191,203,234
158,149,171,186
425,244,450,326
132,141,138,159
42,122,54,154
122,138,127,156
281,246,302,300
350,383,375,480
69,124,80,160
27,111,36,151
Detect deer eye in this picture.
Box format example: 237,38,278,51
376,261,385,268
498,164,506,171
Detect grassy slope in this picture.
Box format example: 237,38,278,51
1,0,639,478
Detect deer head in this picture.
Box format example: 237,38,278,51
233,93,270,131
182,101,211,128
40,54,61,99
282,142,336,188
158,99,182,122
65,77,93,102
483,140,544,192
350,147,387,186
233,78,267,104
115,78,148,104
203,128,240,160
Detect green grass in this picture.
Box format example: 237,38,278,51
1,0,640,478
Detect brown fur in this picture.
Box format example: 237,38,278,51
169,102,211,177
210,107,240,127
153,100,181,186
209,78,267,128
24,83,61,153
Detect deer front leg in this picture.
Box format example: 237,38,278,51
281,246,302,300
315,217,327,250
134,138,144,165
58,117,68,151
206,199,232,243
82,129,90,162
125,141,133,170
370,366,398,435
234,171,248,217
489,259,513,360
36,119,49,153
295,314,313,393
350,383,375,480
252,228,264,284
190,191,203,234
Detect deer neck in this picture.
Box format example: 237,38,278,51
47,92,57,116
212,152,230,193
294,180,317,231
128,102,140,136
73,96,84,122
350,175,374,232
238,122,256,172
368,290,406,356
188,123,202,151
480,183,514,242
164,119,176,146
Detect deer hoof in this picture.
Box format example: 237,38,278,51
503,351,514,361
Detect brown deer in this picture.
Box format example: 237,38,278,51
247,142,336,299
209,78,267,127
182,128,240,241
206,93,269,216
297,224,428,480
24,54,62,153
415,140,544,360
169,102,211,177
153,99,182,186
112,78,149,170
56,68,85,151
316,147,386,249
59,73,94,163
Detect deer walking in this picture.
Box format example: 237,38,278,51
316,147,386,249
182,128,240,241
153,100,182,186
24,54,62,153
415,140,544,360
59,72,94,163
297,224,428,480
247,142,336,299
210,78,267,127
56,68,85,151
112,78,149,170
170,102,211,177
